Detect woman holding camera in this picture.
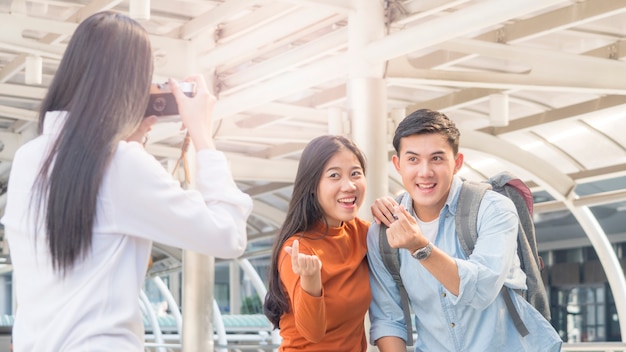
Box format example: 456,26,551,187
1,11,252,352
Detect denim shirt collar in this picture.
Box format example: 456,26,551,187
444,175,465,217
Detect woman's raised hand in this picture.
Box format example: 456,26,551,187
284,239,322,297
169,75,217,150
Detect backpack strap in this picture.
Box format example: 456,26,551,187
379,193,413,346
501,286,530,336
455,181,490,257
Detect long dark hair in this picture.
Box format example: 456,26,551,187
263,135,366,329
31,11,154,275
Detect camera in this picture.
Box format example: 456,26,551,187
144,81,195,121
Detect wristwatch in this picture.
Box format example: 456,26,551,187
411,241,434,260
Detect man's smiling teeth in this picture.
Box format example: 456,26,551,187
418,184,435,189
338,197,356,204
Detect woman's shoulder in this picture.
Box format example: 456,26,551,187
113,141,161,168
105,141,172,185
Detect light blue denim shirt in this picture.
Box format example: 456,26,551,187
367,176,562,352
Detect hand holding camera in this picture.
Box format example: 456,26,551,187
168,75,217,151
144,81,196,121
141,75,216,150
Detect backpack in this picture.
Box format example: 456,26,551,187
378,171,549,346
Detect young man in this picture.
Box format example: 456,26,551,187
366,109,562,351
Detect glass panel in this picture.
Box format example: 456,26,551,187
553,284,610,342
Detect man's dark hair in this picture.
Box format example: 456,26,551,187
392,108,461,155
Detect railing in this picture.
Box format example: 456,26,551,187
561,342,626,352
146,341,626,352
400,342,626,352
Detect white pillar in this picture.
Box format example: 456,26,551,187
347,3,387,352
129,0,150,20
181,145,216,352
489,93,509,127
25,55,42,85
347,0,387,218
229,261,241,314
328,107,346,135
181,37,216,352
390,108,406,146
350,78,388,213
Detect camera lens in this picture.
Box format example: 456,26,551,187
152,97,167,113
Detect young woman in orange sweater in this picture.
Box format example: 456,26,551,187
264,135,371,351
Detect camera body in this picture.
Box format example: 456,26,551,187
144,81,195,121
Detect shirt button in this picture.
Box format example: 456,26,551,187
450,323,456,328
442,292,447,298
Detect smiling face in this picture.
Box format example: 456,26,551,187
317,149,366,227
392,133,463,221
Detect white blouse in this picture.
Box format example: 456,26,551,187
1,111,253,352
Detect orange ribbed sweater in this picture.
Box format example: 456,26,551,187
277,218,371,352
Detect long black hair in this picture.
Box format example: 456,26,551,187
31,11,154,275
263,135,366,329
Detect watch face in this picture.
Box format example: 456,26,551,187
412,242,433,260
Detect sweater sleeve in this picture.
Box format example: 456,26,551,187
105,142,252,258
279,240,327,342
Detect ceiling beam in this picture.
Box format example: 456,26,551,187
0,54,27,83
479,95,626,135
253,102,326,120
0,105,37,122
0,131,21,162
396,0,472,26
216,2,295,42
410,0,626,69
219,28,347,94
0,14,77,38
0,1,123,83
248,142,307,159
535,188,626,214
440,38,626,87
407,88,499,114
365,0,564,63
213,54,347,119
276,0,353,13
386,57,626,95
201,4,310,66
245,182,291,197
251,200,285,227
226,153,298,183
213,0,565,118
461,128,576,198
144,143,300,183
570,164,626,184
501,0,626,42
180,0,262,40
0,83,47,100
